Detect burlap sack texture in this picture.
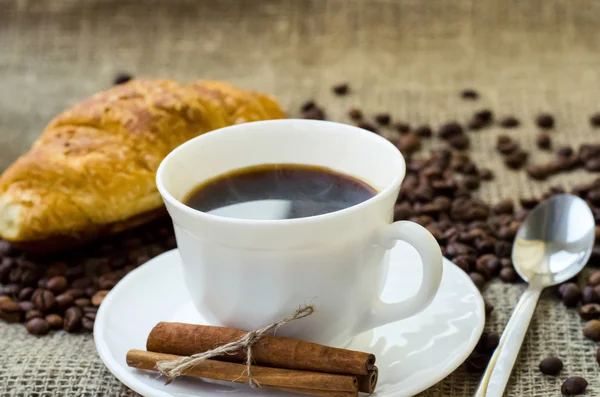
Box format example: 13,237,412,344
1,0,600,395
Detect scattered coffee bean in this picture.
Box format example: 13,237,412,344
474,109,493,124
536,133,552,150
590,113,600,127
448,134,470,150
25,309,42,321
460,89,479,100
47,276,68,294
499,116,520,128
438,122,463,139
504,150,528,170
302,105,326,120
475,332,500,354
596,347,600,365
470,272,486,289
582,286,599,305
561,377,588,396
45,313,63,329
357,121,378,133
0,298,20,313
589,272,600,286
396,133,421,154
499,267,519,283
496,135,519,155
586,158,600,172
55,293,74,310
583,319,600,341
300,100,315,112
82,316,95,331
75,298,91,308
92,290,109,307
464,352,490,373
526,164,550,180
535,113,554,129
579,304,600,321
348,108,362,120
479,168,494,181
561,283,582,307
32,289,55,311
414,125,432,138
26,317,49,336
113,73,132,85
467,118,485,131
19,301,33,312
375,113,391,126
558,146,574,158
63,307,82,332
394,122,411,134
332,83,349,96
484,300,494,316
539,356,563,375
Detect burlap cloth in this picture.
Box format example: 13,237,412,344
1,0,600,395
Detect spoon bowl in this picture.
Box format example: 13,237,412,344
513,194,596,287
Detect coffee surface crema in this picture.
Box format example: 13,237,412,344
183,164,377,220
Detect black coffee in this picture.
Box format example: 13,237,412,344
183,164,377,220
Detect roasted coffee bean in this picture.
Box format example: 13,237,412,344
452,256,474,273
71,277,92,289
25,310,43,321
92,290,109,307
396,133,421,154
477,254,501,276
448,134,470,150
460,89,479,100
492,199,514,215
393,122,411,134
579,304,600,320
26,317,50,336
499,116,520,128
113,73,132,85
561,377,588,396
499,267,519,283
520,197,540,209
414,125,432,137
504,150,528,169
526,164,550,180
535,113,554,129
375,113,391,126
19,301,34,312
55,293,74,310
582,286,599,305
596,347,600,365
469,272,486,289
484,300,494,316
302,106,326,120
588,188,600,205
332,83,349,96
496,136,519,155
63,307,83,332
46,314,63,329
591,113,600,127
467,118,485,131
347,108,362,120
474,109,493,123
0,298,20,313
65,288,84,299
589,271,600,286
84,311,97,321
18,287,34,301
32,289,55,311
357,121,377,133
536,133,552,150
46,262,68,278
478,168,494,181
75,298,91,308
82,316,95,331
538,357,563,376
561,283,582,307
300,100,315,112
85,286,97,298
494,241,512,258
583,320,600,341
438,122,463,139
475,332,500,354
464,352,489,373
97,277,117,290
47,276,68,294
558,146,574,158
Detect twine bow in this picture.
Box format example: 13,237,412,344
156,305,315,386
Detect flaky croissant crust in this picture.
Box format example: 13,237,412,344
0,79,285,250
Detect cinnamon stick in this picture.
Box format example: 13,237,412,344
126,349,358,397
147,322,375,375
357,367,378,394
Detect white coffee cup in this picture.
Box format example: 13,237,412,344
156,119,443,347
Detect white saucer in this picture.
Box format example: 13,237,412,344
95,242,484,397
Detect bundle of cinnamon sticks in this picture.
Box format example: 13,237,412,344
127,322,378,397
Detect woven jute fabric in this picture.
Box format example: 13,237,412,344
1,0,600,395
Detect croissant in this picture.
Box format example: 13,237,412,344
0,79,285,251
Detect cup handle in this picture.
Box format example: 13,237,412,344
357,221,444,332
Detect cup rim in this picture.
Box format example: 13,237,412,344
156,119,406,226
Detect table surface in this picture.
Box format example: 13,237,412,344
1,0,600,395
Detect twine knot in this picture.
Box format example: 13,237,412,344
156,304,315,386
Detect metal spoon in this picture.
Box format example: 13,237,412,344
474,194,596,397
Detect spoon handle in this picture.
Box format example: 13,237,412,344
474,286,542,397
